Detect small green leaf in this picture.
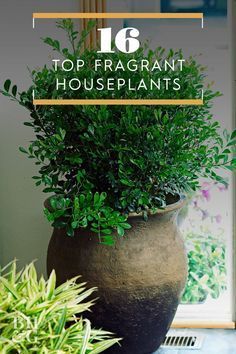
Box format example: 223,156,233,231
120,179,134,187
80,319,91,354
19,146,28,154
120,223,131,230
4,79,11,92
67,225,74,237
46,270,56,300
72,221,79,229
117,226,125,237
231,130,236,140
55,307,67,336
94,192,100,205
12,85,17,97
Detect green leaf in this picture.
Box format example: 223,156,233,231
226,140,236,147
120,223,131,230
4,79,11,92
67,225,74,237
46,270,56,300
72,221,79,229
80,319,91,354
89,339,121,354
50,197,58,210
120,179,134,187
79,194,86,205
94,192,100,205
222,148,230,154
59,128,66,140
0,277,19,300
19,146,28,154
55,307,67,335
12,85,17,97
231,130,236,140
88,125,95,135
117,226,125,237
100,192,107,202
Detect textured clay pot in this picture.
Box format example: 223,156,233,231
47,197,187,354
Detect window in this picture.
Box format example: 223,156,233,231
124,0,234,326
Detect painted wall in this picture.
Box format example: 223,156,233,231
0,0,81,275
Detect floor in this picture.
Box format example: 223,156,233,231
155,329,236,354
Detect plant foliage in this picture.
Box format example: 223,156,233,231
182,232,227,304
0,261,120,353
1,20,236,244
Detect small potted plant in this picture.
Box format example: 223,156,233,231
0,261,119,353
1,20,235,353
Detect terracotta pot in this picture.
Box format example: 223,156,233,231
47,197,187,354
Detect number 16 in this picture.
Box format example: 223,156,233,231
98,27,140,54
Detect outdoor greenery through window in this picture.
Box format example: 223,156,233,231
180,182,227,305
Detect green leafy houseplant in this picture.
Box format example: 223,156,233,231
182,231,227,304
0,261,120,353
1,20,236,244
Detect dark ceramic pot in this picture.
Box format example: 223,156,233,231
47,197,187,354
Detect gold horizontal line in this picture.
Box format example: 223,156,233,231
33,12,203,20
33,99,203,106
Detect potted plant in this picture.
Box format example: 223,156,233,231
0,261,119,353
1,20,235,353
